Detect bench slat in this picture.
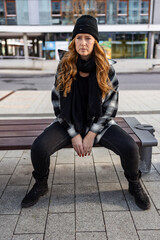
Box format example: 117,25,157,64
0,124,50,131
0,130,43,138
0,137,36,150
0,117,142,150
0,119,53,125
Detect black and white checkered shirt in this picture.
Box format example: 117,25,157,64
51,64,119,143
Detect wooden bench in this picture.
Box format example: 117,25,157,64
0,117,158,173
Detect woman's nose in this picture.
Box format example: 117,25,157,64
81,38,86,45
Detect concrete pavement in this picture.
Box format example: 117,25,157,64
0,88,160,239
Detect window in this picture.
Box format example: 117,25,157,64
140,0,150,23
117,0,128,15
0,1,5,25
141,0,149,14
0,1,5,17
96,0,106,24
51,0,61,15
117,0,128,24
5,0,16,16
96,1,106,15
3,0,17,25
51,0,62,24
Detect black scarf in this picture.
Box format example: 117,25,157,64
59,55,102,136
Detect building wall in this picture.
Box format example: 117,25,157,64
28,0,39,25
153,0,160,24
39,0,51,25
16,0,29,25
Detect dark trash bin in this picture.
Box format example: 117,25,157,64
135,124,155,173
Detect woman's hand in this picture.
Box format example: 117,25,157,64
83,131,96,156
71,134,84,157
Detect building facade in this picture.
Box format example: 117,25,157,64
0,0,160,59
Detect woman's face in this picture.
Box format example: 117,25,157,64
75,33,95,60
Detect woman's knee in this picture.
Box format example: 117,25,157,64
124,138,139,158
31,135,48,158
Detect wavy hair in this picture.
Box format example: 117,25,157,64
56,39,112,99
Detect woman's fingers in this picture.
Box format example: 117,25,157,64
71,134,84,157
79,144,85,157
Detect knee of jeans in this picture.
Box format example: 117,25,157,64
31,136,47,157
126,139,139,158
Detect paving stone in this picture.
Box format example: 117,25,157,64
109,150,116,155
0,215,18,240
0,174,10,197
9,164,33,185
95,162,118,183
76,232,107,240
138,230,160,240
5,150,23,158
99,182,128,211
76,183,98,196
75,155,94,172
104,211,139,240
141,166,160,182
50,156,56,174
15,211,47,234
113,167,160,229
76,185,105,231
76,205,105,232
76,172,97,186
152,154,160,173
0,157,19,174
49,184,74,213
12,234,44,240
57,148,74,164
0,150,6,161
51,151,58,157
92,147,112,163
111,155,123,172
19,150,31,164
15,176,53,234
123,189,160,230
53,164,74,184
152,147,160,154
45,213,75,240
75,162,94,172
75,155,93,164
0,185,27,214
143,182,160,209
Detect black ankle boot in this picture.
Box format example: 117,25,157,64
21,180,48,208
129,180,150,210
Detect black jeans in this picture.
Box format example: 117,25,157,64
31,121,140,180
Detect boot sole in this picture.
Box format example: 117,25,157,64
21,188,49,208
129,189,151,210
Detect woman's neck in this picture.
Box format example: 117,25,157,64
79,71,90,77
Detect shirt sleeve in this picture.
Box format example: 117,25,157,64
51,72,79,138
90,65,119,134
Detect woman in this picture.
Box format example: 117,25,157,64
21,15,150,210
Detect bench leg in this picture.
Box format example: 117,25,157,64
139,146,152,173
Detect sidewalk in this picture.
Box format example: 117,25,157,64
0,89,160,240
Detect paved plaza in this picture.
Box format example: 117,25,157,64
0,88,160,240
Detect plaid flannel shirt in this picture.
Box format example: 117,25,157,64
51,64,119,143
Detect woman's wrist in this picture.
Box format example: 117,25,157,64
87,131,97,138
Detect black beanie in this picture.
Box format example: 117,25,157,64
72,15,99,42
